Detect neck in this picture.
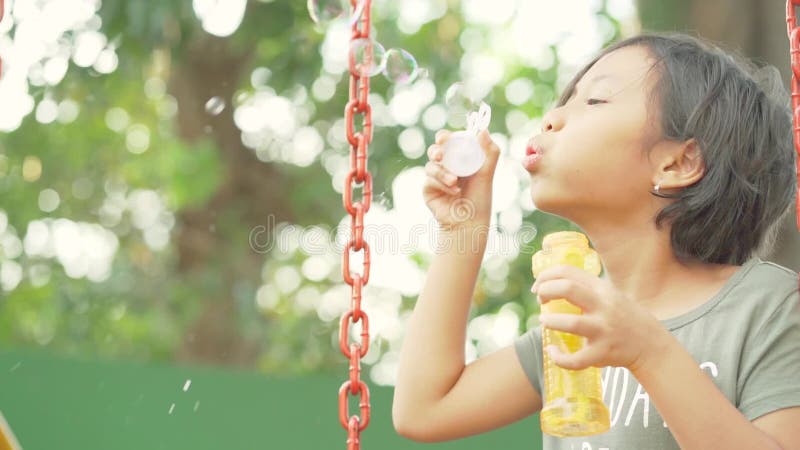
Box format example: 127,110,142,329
576,218,738,315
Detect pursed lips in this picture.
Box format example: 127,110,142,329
523,140,544,171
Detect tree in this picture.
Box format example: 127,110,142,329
13,0,781,383
1,1,629,376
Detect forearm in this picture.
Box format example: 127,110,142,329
393,224,489,420
633,331,782,450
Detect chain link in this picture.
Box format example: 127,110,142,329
339,0,373,448
786,1,800,231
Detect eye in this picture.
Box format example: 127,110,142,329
586,98,606,105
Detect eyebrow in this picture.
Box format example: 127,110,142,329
579,73,618,89
568,74,619,99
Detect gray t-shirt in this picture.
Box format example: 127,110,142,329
514,257,800,450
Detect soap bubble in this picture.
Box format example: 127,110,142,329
307,0,346,25
349,38,386,77
445,82,480,113
383,48,419,84
444,82,481,128
308,0,365,27
205,96,226,116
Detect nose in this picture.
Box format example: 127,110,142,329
541,107,564,133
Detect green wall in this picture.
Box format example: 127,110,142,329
0,349,543,449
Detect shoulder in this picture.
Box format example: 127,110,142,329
722,257,799,334
746,258,799,287
728,257,798,299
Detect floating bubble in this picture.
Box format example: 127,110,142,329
383,48,419,84
445,82,484,129
205,96,226,115
307,0,346,25
445,83,480,116
349,38,386,77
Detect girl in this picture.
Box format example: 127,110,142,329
392,32,800,449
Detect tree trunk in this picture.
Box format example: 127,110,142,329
638,0,800,271
165,32,295,366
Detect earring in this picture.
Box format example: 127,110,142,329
654,183,661,193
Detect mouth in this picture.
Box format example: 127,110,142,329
523,141,544,171
526,141,543,156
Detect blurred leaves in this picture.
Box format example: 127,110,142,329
0,0,626,378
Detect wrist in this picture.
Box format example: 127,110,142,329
434,221,490,255
436,219,489,233
629,322,676,379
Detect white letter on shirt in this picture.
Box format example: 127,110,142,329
607,367,629,426
624,382,650,427
699,361,719,378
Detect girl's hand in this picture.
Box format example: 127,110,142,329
423,129,501,229
531,265,670,373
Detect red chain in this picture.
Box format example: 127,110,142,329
338,0,373,448
786,1,800,231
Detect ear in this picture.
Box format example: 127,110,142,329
654,139,705,189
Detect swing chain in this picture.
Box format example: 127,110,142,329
339,0,373,447
786,0,800,230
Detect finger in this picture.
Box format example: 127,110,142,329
532,265,601,301
426,144,443,162
425,161,458,187
545,344,603,371
435,129,452,145
534,278,597,312
538,313,600,338
477,129,501,161
423,174,461,196
533,265,598,289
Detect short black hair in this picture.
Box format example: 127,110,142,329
557,32,797,266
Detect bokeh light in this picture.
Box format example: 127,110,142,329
22,155,42,182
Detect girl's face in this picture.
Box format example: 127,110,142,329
525,45,662,224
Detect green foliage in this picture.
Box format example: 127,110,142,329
0,0,625,376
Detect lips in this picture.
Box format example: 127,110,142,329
523,141,544,171
526,143,543,156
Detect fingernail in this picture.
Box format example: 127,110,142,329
446,174,457,183
530,284,537,293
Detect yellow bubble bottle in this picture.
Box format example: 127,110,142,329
531,231,610,437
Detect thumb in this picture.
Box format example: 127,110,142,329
477,129,501,167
